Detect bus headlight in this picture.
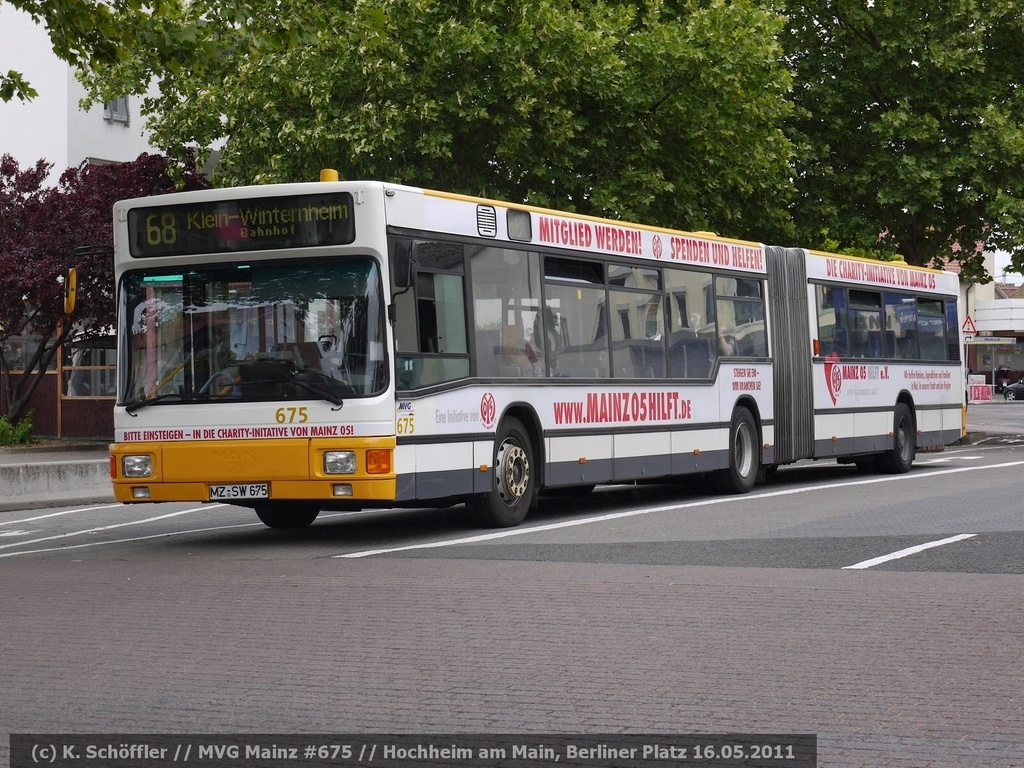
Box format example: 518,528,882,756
324,451,357,474
122,454,153,478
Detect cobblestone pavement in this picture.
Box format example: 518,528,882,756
1,558,1021,767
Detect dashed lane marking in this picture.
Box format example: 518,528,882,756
843,534,977,570
336,460,1024,559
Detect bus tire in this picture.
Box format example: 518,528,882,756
878,402,915,474
254,502,320,529
467,417,535,527
712,407,760,494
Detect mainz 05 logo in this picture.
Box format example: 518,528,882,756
824,354,890,405
480,392,496,429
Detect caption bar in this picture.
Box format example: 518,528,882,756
11,734,816,768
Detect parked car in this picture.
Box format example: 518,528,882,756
1003,378,1024,401
996,365,1014,393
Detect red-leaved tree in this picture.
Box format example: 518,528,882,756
0,152,210,427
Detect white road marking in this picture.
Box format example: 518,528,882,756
0,509,366,558
842,534,977,570
3,458,1022,561
336,459,1024,558
0,505,225,553
0,519,260,558
0,503,123,526
916,454,984,464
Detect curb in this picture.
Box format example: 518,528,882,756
0,459,113,512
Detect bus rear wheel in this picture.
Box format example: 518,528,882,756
878,402,915,474
468,417,535,527
712,407,760,494
254,502,320,529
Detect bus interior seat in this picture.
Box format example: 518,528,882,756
627,343,665,378
669,337,713,378
883,330,897,357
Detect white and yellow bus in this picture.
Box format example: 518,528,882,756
109,174,965,528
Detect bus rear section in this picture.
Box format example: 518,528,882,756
766,246,964,473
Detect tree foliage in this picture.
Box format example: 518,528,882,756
82,0,796,242
781,0,1024,281
3,0,148,100
1,0,217,102
22,0,1024,282
0,153,209,426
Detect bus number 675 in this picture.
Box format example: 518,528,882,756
276,406,309,424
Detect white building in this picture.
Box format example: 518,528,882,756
0,5,158,171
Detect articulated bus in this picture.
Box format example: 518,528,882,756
108,174,965,529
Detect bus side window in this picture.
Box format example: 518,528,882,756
470,246,543,378
921,332,946,360
883,330,897,357
832,324,848,355
415,270,467,354
396,357,421,389
392,240,470,388
899,330,919,359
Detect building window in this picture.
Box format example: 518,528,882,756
63,338,116,398
1,337,57,374
103,96,130,124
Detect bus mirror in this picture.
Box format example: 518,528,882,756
393,240,418,289
64,267,78,315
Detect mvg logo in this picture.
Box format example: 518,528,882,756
398,402,413,412
199,745,239,759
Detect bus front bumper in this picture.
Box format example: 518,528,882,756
109,438,397,505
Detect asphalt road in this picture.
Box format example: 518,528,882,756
2,417,1023,768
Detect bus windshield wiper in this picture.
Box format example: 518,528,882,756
124,392,189,415
235,373,346,408
292,375,345,408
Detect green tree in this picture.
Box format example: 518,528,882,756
781,0,1024,281
1,0,213,102
83,0,796,242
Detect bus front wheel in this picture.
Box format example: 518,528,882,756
468,417,535,527
712,407,760,494
254,502,320,529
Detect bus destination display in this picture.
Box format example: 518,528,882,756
127,192,355,257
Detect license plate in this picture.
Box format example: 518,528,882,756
209,483,269,500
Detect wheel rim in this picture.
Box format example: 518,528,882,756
896,416,912,462
735,420,755,478
496,438,530,506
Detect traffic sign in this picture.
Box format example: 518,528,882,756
962,315,977,334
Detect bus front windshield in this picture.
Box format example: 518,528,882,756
119,259,387,409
